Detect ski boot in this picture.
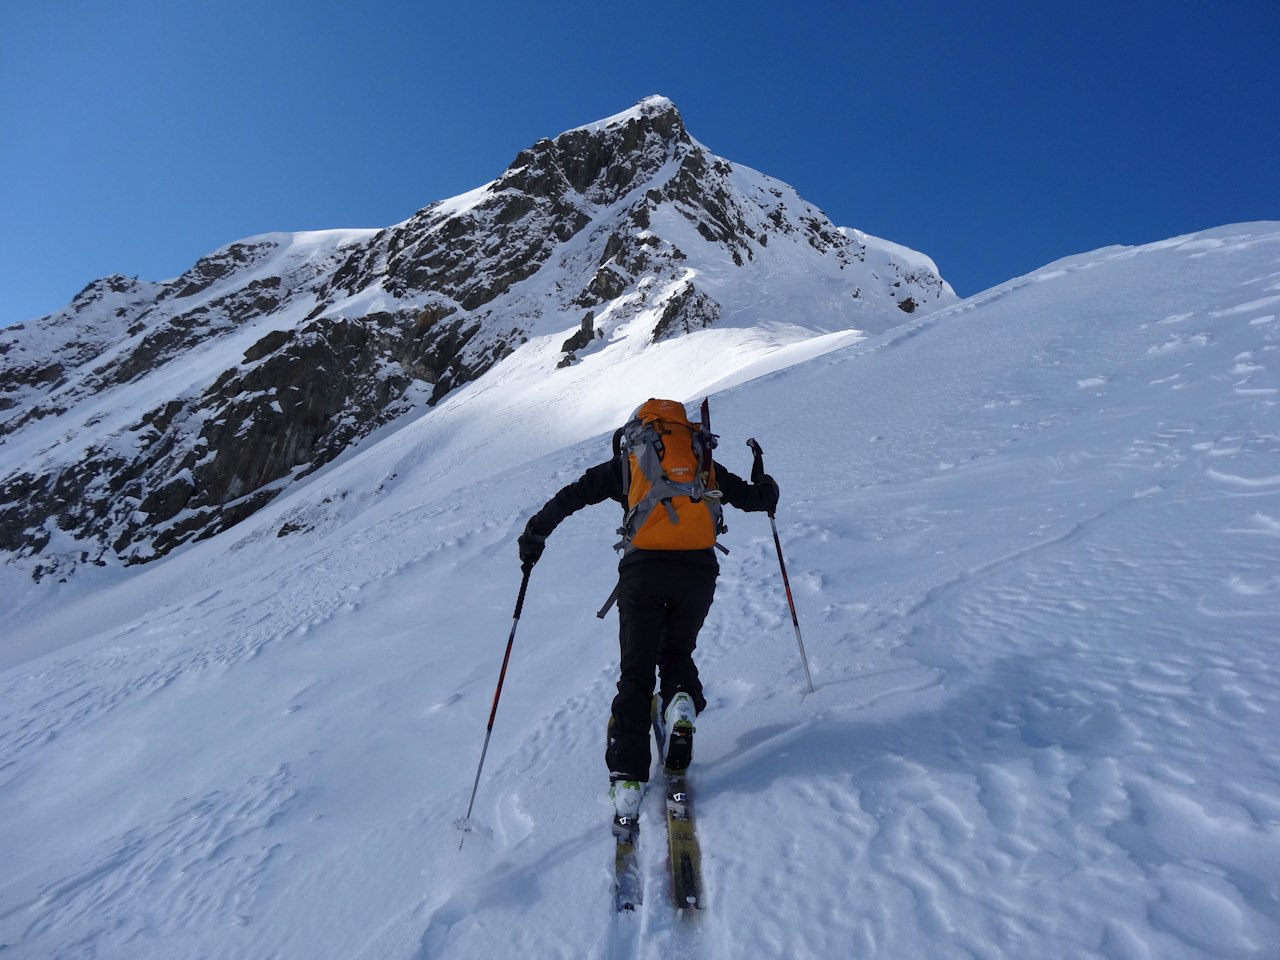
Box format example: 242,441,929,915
610,777,644,840
662,692,697,772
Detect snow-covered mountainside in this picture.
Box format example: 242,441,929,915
0,223,1276,959
0,96,952,581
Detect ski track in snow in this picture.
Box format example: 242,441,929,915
2,225,1279,958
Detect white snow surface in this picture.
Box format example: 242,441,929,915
2,223,1279,959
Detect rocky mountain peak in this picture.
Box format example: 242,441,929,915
0,98,954,581
509,95,691,202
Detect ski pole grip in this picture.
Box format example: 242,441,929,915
746,438,765,484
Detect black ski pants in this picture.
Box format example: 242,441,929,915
606,558,716,780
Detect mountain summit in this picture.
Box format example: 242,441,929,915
0,97,953,580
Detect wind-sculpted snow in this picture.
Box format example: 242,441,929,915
1,224,1277,958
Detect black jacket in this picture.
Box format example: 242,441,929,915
528,456,776,568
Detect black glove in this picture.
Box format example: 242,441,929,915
518,518,547,572
757,474,780,514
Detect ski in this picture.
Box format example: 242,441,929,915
612,701,706,915
613,814,642,912
653,701,704,911
610,768,646,913
664,770,703,910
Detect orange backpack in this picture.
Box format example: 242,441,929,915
615,399,726,553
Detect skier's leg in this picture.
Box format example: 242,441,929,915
656,563,717,715
606,565,665,779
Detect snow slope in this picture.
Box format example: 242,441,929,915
1,223,1278,959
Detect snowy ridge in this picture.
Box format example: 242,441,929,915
1,223,1278,957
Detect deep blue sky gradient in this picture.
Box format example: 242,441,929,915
2,0,1277,325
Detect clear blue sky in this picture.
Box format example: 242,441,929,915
3,0,1277,326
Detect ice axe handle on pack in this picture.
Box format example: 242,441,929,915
747,438,814,694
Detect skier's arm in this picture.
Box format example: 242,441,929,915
527,458,622,539
519,458,620,571
714,461,779,514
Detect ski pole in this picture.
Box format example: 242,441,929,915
459,565,532,848
747,438,815,695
